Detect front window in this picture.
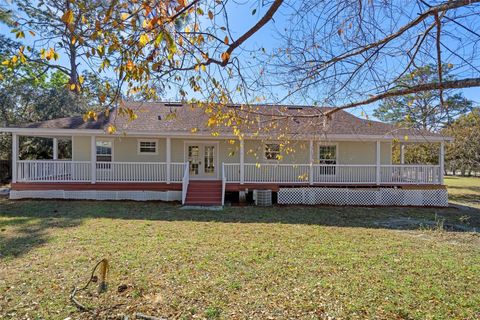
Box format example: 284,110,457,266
96,140,112,169
265,143,281,160
318,144,337,174
138,140,157,154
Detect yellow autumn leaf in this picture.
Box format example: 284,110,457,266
121,12,129,20
190,127,198,133
45,48,54,60
107,124,116,134
224,36,229,45
70,83,76,90
207,118,216,127
78,75,84,84
139,34,149,46
404,135,409,141
61,9,74,25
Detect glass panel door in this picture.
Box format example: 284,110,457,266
186,143,218,178
204,145,215,176
188,145,200,176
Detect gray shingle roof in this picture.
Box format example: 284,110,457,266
9,101,446,139
14,114,109,130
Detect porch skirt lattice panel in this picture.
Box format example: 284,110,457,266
278,188,448,207
10,190,182,202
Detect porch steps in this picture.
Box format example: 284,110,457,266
185,180,223,206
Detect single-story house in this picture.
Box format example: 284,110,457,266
0,102,452,206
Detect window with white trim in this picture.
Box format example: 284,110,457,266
265,143,281,160
96,140,112,169
138,140,158,154
96,140,112,162
318,144,337,174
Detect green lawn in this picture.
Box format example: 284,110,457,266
445,176,480,208
0,178,479,319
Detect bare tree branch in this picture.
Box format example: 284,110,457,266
326,77,480,116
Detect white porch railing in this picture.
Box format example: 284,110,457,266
182,162,190,205
17,160,91,182
95,162,184,182
16,160,186,183
223,163,442,185
381,165,441,185
16,160,442,186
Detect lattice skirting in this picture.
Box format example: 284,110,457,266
278,187,448,207
10,190,182,202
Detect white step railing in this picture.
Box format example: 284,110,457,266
221,163,226,206
223,163,442,185
17,160,91,182
182,162,189,205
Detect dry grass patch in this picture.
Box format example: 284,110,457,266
1,198,480,319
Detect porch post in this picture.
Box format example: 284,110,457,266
53,137,58,160
309,139,314,185
376,140,381,185
90,136,96,184
400,143,405,164
12,133,19,183
240,139,244,184
166,137,171,184
439,141,445,184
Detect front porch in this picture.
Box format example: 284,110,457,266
9,133,447,206
12,160,445,204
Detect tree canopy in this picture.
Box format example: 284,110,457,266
443,109,480,175
1,0,480,137
374,65,473,132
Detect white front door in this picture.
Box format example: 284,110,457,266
186,143,218,179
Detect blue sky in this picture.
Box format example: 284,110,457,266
223,1,480,117
1,0,479,119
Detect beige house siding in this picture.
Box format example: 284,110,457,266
72,137,392,167
336,141,391,165
170,138,184,162
244,140,310,163
72,136,91,161
114,137,166,162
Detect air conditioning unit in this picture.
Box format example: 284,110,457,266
254,189,272,206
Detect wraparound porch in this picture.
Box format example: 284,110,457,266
8,132,446,205
15,161,442,185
